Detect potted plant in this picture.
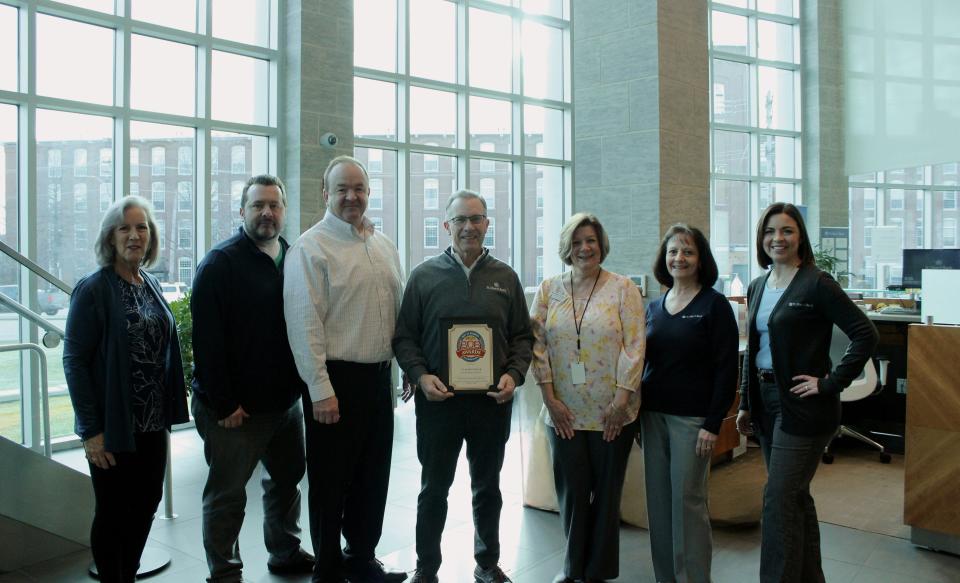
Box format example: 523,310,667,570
813,246,853,288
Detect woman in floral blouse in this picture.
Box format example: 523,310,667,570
530,212,646,583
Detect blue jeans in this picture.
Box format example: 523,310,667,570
756,381,832,583
193,398,307,583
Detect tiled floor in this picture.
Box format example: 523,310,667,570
5,403,960,583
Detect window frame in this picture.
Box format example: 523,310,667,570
709,1,802,284
847,169,960,288
423,216,439,248
0,0,281,450
353,0,573,285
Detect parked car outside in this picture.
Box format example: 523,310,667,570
37,288,69,315
161,282,189,304
0,285,69,316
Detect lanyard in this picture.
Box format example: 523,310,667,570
570,268,601,357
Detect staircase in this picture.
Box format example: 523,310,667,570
0,240,95,572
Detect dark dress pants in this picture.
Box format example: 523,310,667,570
413,390,513,576
192,397,307,582
304,361,394,582
88,430,167,583
547,421,636,581
756,381,834,583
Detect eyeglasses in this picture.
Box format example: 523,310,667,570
448,215,487,225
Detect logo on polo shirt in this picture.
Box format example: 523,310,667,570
486,281,509,294
456,331,487,362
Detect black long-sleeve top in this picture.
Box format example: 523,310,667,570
739,265,879,436
191,227,305,419
640,287,740,435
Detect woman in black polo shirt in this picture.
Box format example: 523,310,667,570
736,203,877,583
640,223,739,583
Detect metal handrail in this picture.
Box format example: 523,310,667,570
0,343,51,458
0,294,65,342
0,240,73,296
0,245,179,518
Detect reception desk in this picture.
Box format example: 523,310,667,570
904,324,960,554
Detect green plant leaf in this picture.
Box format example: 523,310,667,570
168,292,193,393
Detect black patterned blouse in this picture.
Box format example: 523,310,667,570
118,276,170,433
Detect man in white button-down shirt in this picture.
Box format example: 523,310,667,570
283,156,407,583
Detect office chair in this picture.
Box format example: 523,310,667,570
822,325,891,464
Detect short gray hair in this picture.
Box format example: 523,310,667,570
241,174,287,208
445,189,488,216
94,195,160,268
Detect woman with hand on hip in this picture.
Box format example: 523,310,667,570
640,224,739,583
736,203,877,583
63,196,189,583
530,212,646,583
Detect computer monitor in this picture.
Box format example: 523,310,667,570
902,248,960,288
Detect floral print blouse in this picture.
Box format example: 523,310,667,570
530,271,646,431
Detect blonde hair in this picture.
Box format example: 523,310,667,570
557,212,610,266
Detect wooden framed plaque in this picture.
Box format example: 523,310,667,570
440,317,496,393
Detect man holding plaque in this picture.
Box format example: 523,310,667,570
284,156,407,583
393,190,534,583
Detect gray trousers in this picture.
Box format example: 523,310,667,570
640,411,713,583
193,398,307,583
547,422,636,581
756,381,833,583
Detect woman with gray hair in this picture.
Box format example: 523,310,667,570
530,212,646,583
63,195,188,583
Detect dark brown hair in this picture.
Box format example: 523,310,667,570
241,174,287,208
755,202,815,268
652,224,719,288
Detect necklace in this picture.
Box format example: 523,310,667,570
769,266,798,289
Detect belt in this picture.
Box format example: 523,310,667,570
757,368,776,383
328,360,392,371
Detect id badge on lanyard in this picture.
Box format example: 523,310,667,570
570,362,586,385
569,269,600,387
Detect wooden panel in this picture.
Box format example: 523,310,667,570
713,416,740,456
907,325,960,430
903,426,960,536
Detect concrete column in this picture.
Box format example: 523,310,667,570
281,0,355,234
802,0,847,240
572,0,709,288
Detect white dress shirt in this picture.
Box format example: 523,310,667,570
283,212,404,402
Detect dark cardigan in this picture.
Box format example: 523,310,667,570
63,266,190,452
738,264,879,436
